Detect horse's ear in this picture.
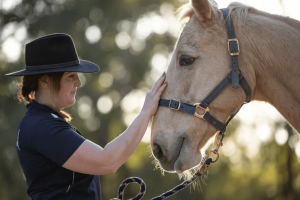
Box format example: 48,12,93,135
191,0,212,22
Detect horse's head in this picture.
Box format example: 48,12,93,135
151,0,255,173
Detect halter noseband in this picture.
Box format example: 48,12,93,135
158,8,252,133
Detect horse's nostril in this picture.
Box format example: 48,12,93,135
153,143,164,162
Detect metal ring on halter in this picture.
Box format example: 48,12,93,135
207,149,219,163
194,103,209,120
215,132,225,148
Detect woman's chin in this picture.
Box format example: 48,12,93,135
69,99,76,106
62,99,76,108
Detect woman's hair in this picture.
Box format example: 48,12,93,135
17,72,72,122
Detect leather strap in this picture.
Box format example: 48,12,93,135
220,8,240,89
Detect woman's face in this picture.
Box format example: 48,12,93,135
53,72,82,109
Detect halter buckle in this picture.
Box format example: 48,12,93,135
228,38,240,56
194,103,209,120
169,99,181,110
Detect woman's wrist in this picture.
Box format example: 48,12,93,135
139,111,152,120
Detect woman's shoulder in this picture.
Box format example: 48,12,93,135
19,107,69,134
17,105,72,151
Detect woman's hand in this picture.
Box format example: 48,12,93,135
141,72,167,117
63,72,167,176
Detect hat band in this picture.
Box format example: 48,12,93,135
26,60,80,71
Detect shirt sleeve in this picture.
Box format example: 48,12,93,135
31,117,86,166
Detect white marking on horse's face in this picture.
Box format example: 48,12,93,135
151,10,246,173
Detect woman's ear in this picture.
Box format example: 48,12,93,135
191,0,212,22
39,75,50,89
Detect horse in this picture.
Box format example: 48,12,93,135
151,0,300,174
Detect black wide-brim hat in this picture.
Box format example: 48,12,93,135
5,33,100,76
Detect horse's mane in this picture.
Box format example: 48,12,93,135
177,1,300,31
176,1,253,25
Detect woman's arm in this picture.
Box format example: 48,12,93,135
62,72,167,175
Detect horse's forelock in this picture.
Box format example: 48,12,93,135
176,3,194,24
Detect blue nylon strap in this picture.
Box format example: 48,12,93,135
203,112,227,132
158,99,227,132
201,73,251,108
220,8,236,38
239,74,251,102
230,56,240,88
220,8,240,89
158,99,195,115
200,75,231,108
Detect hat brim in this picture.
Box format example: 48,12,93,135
5,60,100,76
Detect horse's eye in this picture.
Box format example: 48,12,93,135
179,55,195,66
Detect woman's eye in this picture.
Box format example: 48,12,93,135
179,55,195,66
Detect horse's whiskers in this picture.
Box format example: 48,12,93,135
151,158,165,175
147,145,154,156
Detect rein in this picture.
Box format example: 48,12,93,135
116,8,251,200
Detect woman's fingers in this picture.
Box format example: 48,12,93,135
140,72,167,117
155,82,167,98
152,72,166,94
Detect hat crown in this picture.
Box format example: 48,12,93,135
26,34,79,67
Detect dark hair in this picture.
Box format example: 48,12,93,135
17,72,72,122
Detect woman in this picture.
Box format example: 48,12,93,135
6,33,167,200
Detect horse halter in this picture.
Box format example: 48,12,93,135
159,8,251,135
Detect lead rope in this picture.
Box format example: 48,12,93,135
116,132,224,200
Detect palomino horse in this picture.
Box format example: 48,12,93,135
151,0,300,174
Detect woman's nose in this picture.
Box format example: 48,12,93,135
76,75,82,87
77,79,82,87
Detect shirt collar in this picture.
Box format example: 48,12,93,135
26,101,61,118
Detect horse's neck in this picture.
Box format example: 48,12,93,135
238,11,300,132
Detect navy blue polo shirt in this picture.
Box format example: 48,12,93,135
17,101,101,200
